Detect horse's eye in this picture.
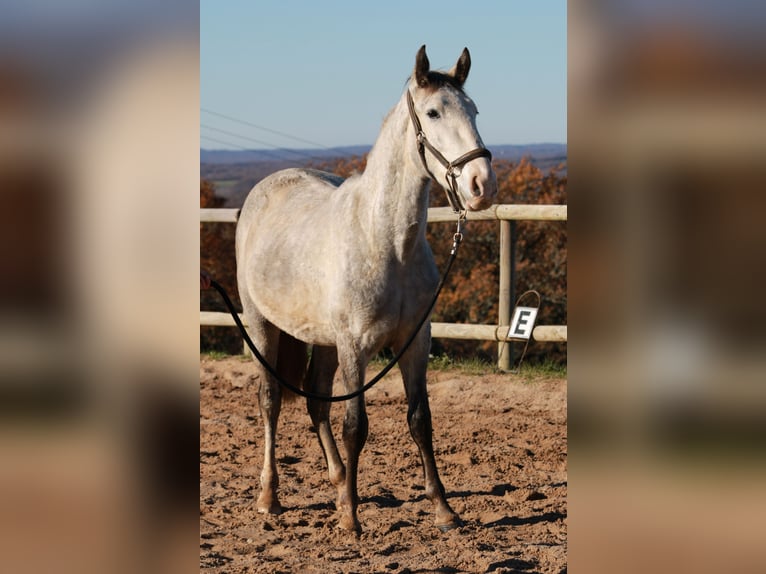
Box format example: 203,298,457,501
426,109,440,119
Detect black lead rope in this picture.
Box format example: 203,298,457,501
210,221,464,403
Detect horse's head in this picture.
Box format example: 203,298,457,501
407,45,497,212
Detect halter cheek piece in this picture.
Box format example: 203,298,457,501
406,90,492,213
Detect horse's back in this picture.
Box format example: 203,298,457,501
237,167,345,258
235,167,350,344
239,167,344,219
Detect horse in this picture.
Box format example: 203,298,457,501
235,45,497,533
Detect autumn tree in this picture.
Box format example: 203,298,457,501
427,158,567,364
200,179,241,353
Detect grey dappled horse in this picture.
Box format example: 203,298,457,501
236,45,497,533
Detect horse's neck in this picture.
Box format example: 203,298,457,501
358,96,430,261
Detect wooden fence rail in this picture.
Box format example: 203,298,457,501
201,204,566,370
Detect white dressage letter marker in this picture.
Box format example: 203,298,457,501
509,306,538,340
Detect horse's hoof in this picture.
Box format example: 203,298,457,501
257,504,283,515
336,514,362,535
435,515,463,532
256,496,283,515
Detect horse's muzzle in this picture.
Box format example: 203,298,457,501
464,163,497,211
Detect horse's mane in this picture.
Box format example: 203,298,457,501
404,72,466,94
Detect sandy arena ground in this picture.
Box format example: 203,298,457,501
200,355,567,573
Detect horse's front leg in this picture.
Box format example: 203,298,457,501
335,344,369,534
397,325,461,531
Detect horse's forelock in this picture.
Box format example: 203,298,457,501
413,71,465,94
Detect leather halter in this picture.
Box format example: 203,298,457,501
406,89,492,213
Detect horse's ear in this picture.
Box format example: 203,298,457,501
414,45,430,88
450,47,471,86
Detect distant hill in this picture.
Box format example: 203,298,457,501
489,143,567,163
201,143,565,165
201,143,566,207
200,145,372,165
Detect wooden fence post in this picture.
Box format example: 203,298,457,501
498,219,512,370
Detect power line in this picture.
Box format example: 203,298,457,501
200,134,308,166
200,134,255,152
201,123,321,161
200,107,374,163
201,107,332,150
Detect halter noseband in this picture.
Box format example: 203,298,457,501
406,89,492,213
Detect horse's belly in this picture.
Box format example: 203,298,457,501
247,261,337,345
268,310,336,346
247,264,401,351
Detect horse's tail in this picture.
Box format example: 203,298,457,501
276,331,309,403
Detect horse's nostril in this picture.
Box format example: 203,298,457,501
471,177,483,197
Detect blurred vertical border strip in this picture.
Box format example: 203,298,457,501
0,2,199,574
569,1,766,573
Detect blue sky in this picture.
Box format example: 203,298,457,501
201,1,566,150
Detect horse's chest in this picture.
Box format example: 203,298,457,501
338,258,436,326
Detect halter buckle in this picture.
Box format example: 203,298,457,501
447,165,462,178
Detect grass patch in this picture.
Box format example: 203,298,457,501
366,354,498,376
201,350,251,361
516,359,567,380
201,350,229,360
427,355,566,378
427,354,497,375
201,350,566,379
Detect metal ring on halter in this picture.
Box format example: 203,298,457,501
451,211,466,254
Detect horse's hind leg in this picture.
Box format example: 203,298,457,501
255,328,285,514
276,332,308,402
240,298,284,515
248,331,306,515
305,346,347,494
397,328,461,531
